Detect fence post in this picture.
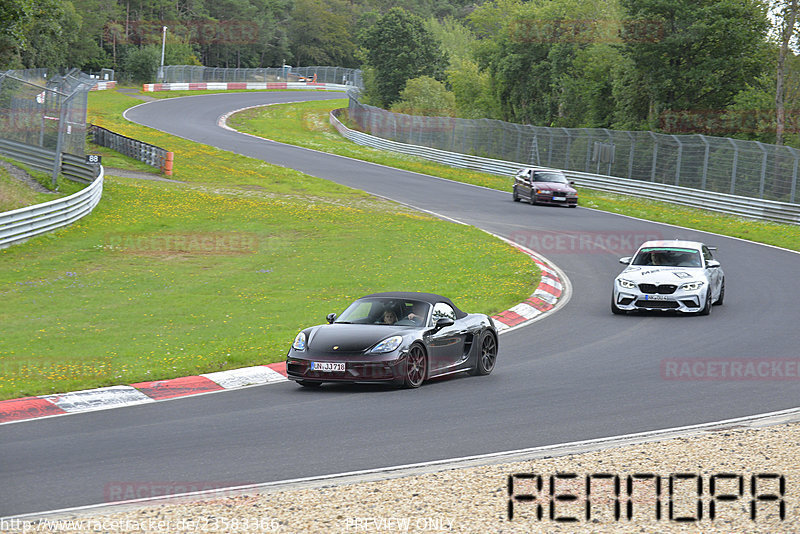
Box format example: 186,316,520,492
51,91,76,188
563,128,572,170
649,132,658,182
672,134,682,186
699,134,710,190
604,129,613,175
790,147,798,204
584,131,592,172
728,138,739,195
755,141,768,198
626,132,635,179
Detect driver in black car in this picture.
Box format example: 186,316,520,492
406,302,427,326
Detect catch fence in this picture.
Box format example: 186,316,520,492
160,65,362,87
348,94,798,204
0,68,96,185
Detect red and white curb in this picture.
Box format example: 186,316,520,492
142,81,349,92
491,241,566,332
0,364,288,425
0,242,565,425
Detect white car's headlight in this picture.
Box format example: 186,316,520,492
618,279,636,289
371,336,403,354
292,332,307,351
680,281,705,291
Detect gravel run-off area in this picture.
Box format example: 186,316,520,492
6,421,798,533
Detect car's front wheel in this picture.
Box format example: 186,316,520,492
469,331,497,376
714,278,725,305
403,344,427,388
512,187,520,202
699,290,713,316
611,293,626,315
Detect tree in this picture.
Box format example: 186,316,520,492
776,0,799,145
390,76,456,116
469,0,621,125
619,0,771,128
288,0,357,67
360,7,449,107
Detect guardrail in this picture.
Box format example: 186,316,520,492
0,166,104,249
329,109,800,226
89,125,174,175
0,139,98,184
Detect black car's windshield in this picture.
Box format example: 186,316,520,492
533,172,568,184
336,298,431,326
631,247,702,267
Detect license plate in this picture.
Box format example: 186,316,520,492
644,295,670,301
310,362,345,372
553,196,566,201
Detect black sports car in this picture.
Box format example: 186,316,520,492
286,292,498,388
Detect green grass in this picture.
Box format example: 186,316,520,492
0,158,84,212
0,90,539,400
227,99,514,191
231,99,800,252
0,166,50,212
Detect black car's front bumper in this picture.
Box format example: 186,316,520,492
286,351,407,385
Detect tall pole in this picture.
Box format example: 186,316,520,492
159,26,167,82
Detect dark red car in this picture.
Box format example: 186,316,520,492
512,167,578,207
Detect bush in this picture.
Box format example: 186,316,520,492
390,76,456,117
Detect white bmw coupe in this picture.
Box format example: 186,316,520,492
612,240,725,315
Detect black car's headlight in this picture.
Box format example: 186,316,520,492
536,189,552,195
680,281,705,291
292,332,307,351
618,279,636,289
370,336,403,354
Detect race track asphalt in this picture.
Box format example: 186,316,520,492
2,91,798,517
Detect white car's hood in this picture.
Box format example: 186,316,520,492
617,266,706,284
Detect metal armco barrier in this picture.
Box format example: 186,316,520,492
90,125,173,175
0,166,104,249
329,109,800,226
0,138,97,184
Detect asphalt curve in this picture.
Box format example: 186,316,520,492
2,91,798,517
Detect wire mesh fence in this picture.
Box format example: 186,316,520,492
0,68,94,158
348,93,799,204
160,65,362,87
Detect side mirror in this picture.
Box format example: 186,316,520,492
326,313,337,324
569,181,575,186
619,257,632,265
433,317,455,331
706,260,720,268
